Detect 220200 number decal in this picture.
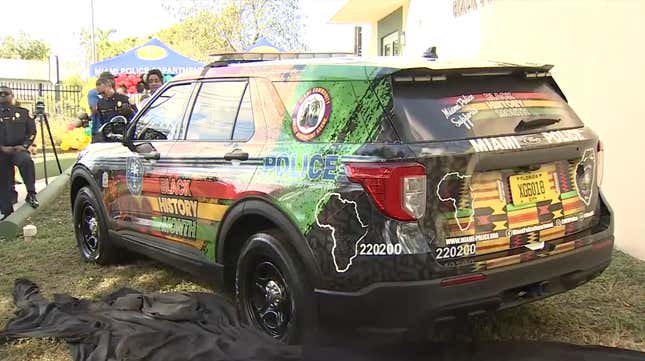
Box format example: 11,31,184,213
359,243,403,256
435,243,476,260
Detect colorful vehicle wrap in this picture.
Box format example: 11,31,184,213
73,59,611,294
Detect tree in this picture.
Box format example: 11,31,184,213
0,33,50,60
162,0,304,55
79,28,147,63
156,10,230,62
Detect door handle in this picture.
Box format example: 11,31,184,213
142,151,160,160
224,150,249,161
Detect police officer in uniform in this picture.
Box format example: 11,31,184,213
95,77,136,138
0,86,38,219
89,72,115,143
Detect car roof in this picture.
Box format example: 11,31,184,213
172,56,553,83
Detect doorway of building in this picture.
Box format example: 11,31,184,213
382,31,400,56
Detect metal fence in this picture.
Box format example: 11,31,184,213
0,81,83,118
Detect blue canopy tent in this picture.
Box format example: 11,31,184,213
89,38,203,77
244,38,284,53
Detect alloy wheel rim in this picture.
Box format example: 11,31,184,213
79,203,99,258
245,260,292,338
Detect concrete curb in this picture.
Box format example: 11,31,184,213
0,166,72,241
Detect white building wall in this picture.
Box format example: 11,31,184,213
404,0,481,59
351,0,645,258
476,0,645,259
0,59,49,82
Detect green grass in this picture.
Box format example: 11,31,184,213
0,188,210,361
32,156,77,180
0,189,643,360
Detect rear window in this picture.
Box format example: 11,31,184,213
392,76,583,142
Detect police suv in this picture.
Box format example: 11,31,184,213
70,55,613,343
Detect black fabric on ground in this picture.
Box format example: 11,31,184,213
0,279,300,361
1,279,644,361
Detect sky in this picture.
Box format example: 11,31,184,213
0,0,357,73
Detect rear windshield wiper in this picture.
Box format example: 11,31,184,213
514,117,561,132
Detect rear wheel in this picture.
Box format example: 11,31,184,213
235,230,316,344
73,186,118,265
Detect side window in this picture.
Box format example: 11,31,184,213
134,84,192,140
186,81,247,141
232,86,255,141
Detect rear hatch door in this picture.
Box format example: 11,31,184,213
391,70,601,265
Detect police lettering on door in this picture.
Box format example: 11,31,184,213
262,154,339,180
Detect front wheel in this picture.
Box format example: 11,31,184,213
235,230,317,344
73,186,118,265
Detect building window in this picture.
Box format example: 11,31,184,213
377,7,403,56
382,31,400,56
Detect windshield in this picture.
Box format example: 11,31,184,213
392,76,584,142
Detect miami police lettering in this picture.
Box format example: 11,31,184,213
542,129,584,143
470,129,586,153
470,136,521,152
160,177,192,196
263,154,339,180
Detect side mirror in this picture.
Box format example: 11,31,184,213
99,116,127,142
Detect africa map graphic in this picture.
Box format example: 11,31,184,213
315,193,368,273
437,172,476,231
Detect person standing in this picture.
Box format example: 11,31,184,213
146,69,164,95
0,85,38,220
95,77,136,130
89,72,115,143
138,69,165,107
88,87,101,143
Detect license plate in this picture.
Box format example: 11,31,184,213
509,170,554,205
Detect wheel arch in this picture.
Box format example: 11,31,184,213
216,196,321,289
70,166,109,219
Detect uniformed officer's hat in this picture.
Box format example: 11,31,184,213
0,85,13,105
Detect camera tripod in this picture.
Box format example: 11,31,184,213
34,100,62,185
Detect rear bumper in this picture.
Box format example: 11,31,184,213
315,193,614,330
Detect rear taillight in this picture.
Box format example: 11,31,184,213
596,140,604,187
345,162,426,222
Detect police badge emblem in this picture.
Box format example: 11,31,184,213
126,156,144,196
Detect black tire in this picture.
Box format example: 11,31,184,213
73,186,119,265
235,230,317,344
